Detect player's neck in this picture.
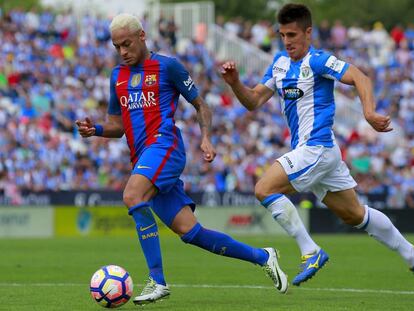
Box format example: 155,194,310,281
131,49,151,66
290,45,311,62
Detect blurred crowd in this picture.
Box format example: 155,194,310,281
1,9,414,208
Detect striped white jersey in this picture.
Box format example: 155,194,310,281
261,46,349,149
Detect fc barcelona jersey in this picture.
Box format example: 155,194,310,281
108,52,198,165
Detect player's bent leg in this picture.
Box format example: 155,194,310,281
324,189,414,271
257,161,325,286
173,206,289,293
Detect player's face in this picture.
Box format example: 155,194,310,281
278,22,312,61
112,27,147,66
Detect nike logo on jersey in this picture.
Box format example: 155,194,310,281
137,165,151,169
308,254,321,269
116,80,128,86
140,223,156,232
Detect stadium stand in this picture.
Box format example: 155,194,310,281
1,9,414,208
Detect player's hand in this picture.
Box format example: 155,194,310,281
200,137,216,162
75,117,96,137
221,61,240,86
365,112,393,132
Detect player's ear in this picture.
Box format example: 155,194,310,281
139,29,146,41
305,26,312,37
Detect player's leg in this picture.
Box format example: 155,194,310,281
256,160,321,256
323,188,414,270
171,206,288,293
255,151,328,286
152,180,288,293
123,174,167,288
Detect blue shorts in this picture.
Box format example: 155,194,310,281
132,145,186,193
132,145,195,226
151,179,195,226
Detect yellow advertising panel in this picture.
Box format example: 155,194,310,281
55,206,169,237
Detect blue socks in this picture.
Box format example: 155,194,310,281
181,223,268,265
129,202,166,285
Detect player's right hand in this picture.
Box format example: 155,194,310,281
221,61,240,86
365,112,393,132
75,117,96,137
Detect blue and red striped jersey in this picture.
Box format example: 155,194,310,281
108,52,198,165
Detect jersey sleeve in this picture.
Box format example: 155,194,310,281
260,52,282,91
260,62,276,91
166,58,199,103
108,69,121,115
310,51,349,81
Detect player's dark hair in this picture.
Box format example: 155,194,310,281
277,3,312,31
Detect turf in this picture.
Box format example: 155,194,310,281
0,234,413,310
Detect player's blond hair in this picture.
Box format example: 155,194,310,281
110,13,143,33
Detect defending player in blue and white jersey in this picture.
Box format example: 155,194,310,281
222,3,414,285
76,13,289,305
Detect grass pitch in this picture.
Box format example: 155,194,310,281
1,234,413,311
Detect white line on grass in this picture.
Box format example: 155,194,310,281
1,283,413,295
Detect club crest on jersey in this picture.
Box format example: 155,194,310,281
131,74,141,87
300,66,311,78
144,74,157,86
282,87,304,100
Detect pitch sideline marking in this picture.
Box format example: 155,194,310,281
0,283,413,295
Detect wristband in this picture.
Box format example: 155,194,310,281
94,124,103,136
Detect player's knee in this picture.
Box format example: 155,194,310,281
341,207,365,226
172,222,195,236
255,181,274,202
123,192,145,208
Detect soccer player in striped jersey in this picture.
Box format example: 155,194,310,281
222,3,414,285
76,13,288,304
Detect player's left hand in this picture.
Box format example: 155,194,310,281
200,137,216,162
365,112,393,132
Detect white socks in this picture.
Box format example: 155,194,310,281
267,195,319,256
356,205,414,268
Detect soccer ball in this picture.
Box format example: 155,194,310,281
90,265,134,308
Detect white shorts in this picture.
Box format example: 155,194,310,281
277,144,357,201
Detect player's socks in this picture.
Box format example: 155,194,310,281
356,205,414,267
181,222,268,265
262,194,319,256
129,202,166,286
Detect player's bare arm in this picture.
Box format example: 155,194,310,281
75,115,124,138
190,96,216,162
221,61,274,111
340,64,392,133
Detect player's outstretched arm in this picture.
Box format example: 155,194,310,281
190,96,216,163
340,64,392,133
75,115,124,138
221,61,273,111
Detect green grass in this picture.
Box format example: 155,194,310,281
0,234,413,310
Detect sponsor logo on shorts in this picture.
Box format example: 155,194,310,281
137,165,151,169
283,156,294,168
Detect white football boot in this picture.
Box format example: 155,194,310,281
133,277,170,305
262,247,289,294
